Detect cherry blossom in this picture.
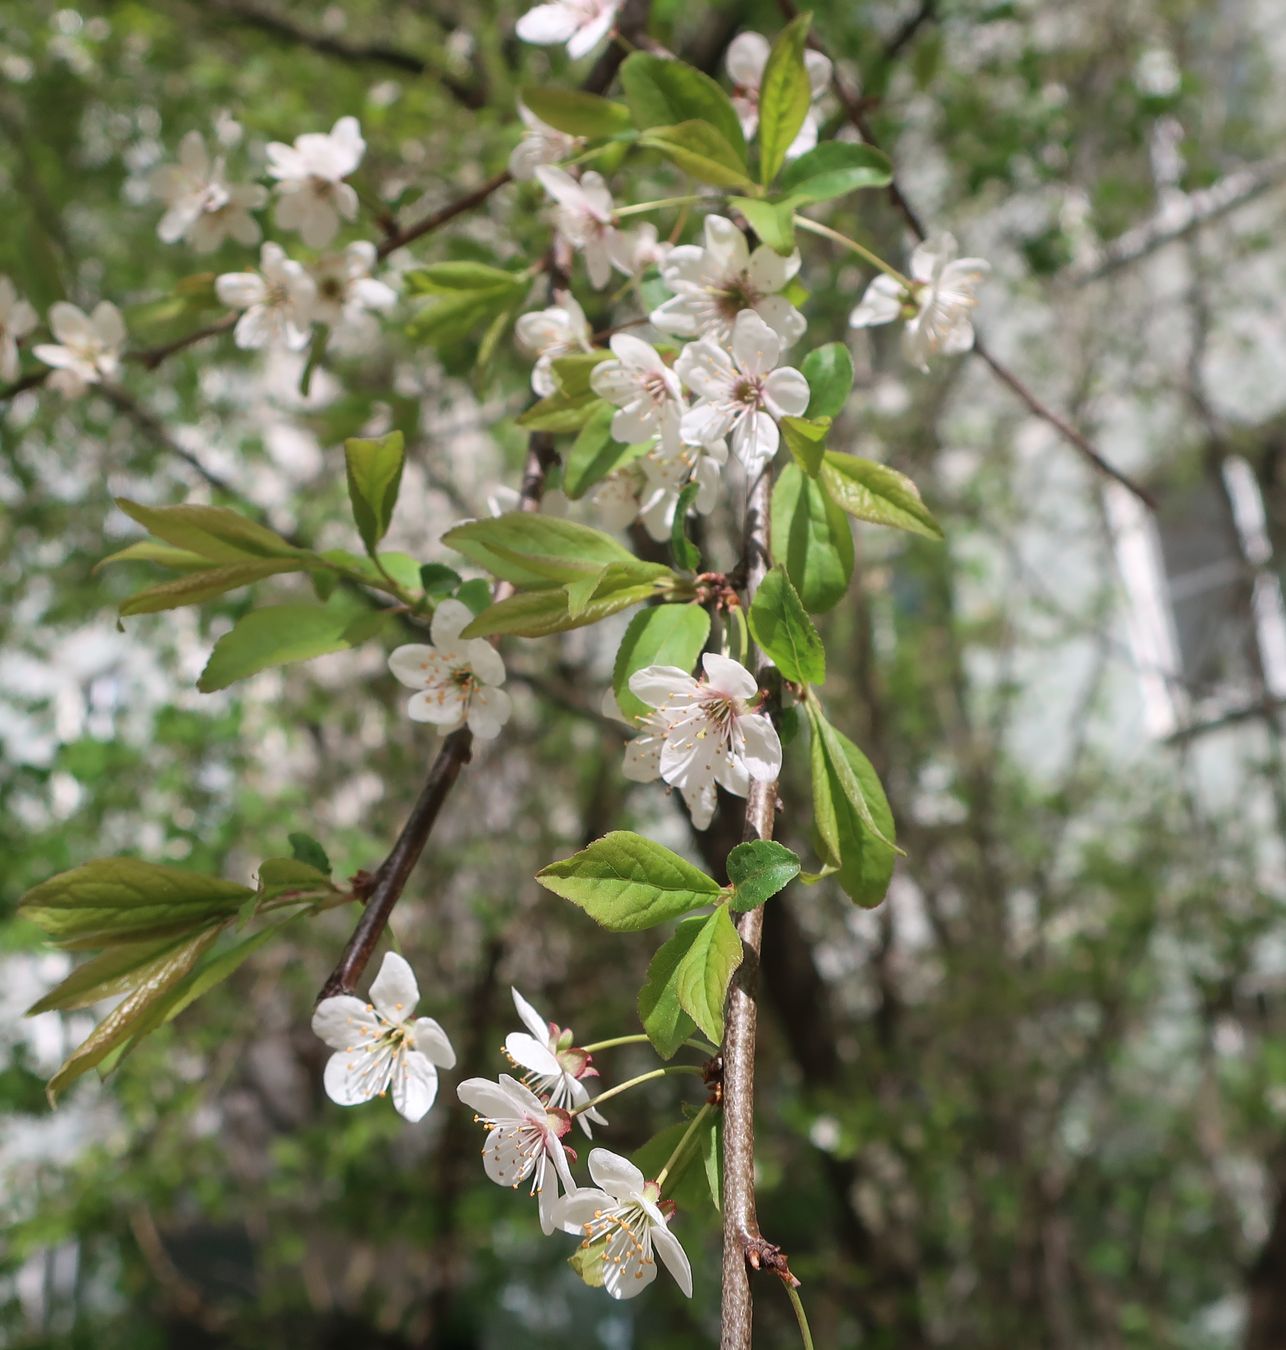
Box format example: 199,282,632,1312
509,102,582,181
554,1148,693,1299
535,167,619,290
456,1073,577,1234
608,222,671,279
515,293,593,396
148,130,267,253
624,652,782,829
726,30,833,160
266,115,365,248
651,213,805,346
675,309,810,476
590,429,724,544
590,334,683,444
516,0,620,59
387,598,512,738
308,241,397,346
215,242,316,351
311,951,456,1123
849,233,990,372
33,301,125,398
505,987,605,1136
0,276,37,383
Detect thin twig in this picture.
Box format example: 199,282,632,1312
376,170,513,258
776,0,1153,509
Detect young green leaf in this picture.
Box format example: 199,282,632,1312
562,403,650,499
806,698,899,870
288,832,332,875
344,431,405,554
638,917,704,1058
757,13,813,185
781,414,829,477
726,839,801,912
632,1114,720,1212
802,343,855,419
674,907,743,1044
620,53,747,160
820,451,945,539
118,559,308,617
729,196,796,255
748,564,826,685
19,859,251,949
548,350,613,396
460,572,666,638
826,728,897,908
115,499,306,563
669,479,702,572
519,85,635,138
197,603,389,692
536,831,722,931
771,462,855,613
405,261,530,293
443,514,649,584
515,387,605,433
612,604,711,723
639,122,754,190
778,142,893,205
25,935,204,1015
418,562,462,598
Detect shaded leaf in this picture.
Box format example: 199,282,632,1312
674,908,743,1044
726,840,800,912
638,918,703,1059
771,462,854,613
344,431,405,553
748,564,825,685
758,13,812,184
620,53,746,159
612,604,711,723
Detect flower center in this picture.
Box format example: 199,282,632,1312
731,375,765,409
640,369,672,406
714,273,760,319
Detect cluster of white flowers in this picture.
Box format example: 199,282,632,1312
34,301,127,398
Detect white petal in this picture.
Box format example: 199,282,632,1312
467,686,512,739
411,1016,457,1068
628,665,697,709
553,1186,613,1234
408,689,466,727
516,3,580,45
651,1222,694,1296
506,1032,562,1078
910,233,957,280
311,994,382,1050
392,1052,439,1121
732,410,780,475
215,272,267,310
754,294,807,346
682,778,718,828
848,274,903,328
48,302,93,346
566,5,617,58
466,638,506,687
587,1147,647,1200
512,987,552,1042
702,652,759,699
746,244,800,295
762,366,811,418
703,214,750,273
369,951,420,1022
622,731,663,782
428,598,472,646
731,309,780,378
457,1075,524,1119
483,1126,536,1187
604,1245,658,1299
91,302,125,349
726,31,770,87
738,711,782,780
323,1046,389,1106
388,644,436,688
680,400,737,448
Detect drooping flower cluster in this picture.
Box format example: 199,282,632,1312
149,130,267,253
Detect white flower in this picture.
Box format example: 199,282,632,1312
33,301,126,398
726,31,832,161
515,293,593,396
554,1148,693,1300
266,115,365,248
311,951,457,1123
590,334,683,444
0,276,37,383
309,240,397,345
849,233,990,372
387,598,512,738
608,223,671,278
506,987,605,1136
148,130,267,253
636,437,724,543
651,214,805,346
624,652,782,829
509,102,582,181
535,167,619,290
516,0,620,59
676,309,810,476
216,242,316,351
456,1073,577,1234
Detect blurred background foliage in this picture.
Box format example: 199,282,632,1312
2,0,1285,1348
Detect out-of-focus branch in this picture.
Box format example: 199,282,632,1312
775,0,1153,509
376,170,513,258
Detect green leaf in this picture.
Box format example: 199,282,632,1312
639,122,753,190
536,831,722,932
419,563,462,599
562,402,616,498
675,908,743,1044
729,196,796,254
620,53,746,160
197,602,389,692
632,1114,719,1212
820,452,944,539
406,268,528,345
405,261,529,294
726,840,800,912
705,1115,723,1211
806,699,898,865
255,857,336,902
802,343,854,419
748,564,825,685
118,560,307,617
25,935,202,1015
569,1242,607,1288
443,514,646,584
778,142,893,205
46,928,221,1103
757,13,813,185
152,922,289,1027
638,918,703,1058
564,567,607,620
19,859,251,949
344,431,405,554
669,480,702,572
519,85,634,138
549,350,613,397
115,499,306,563
515,387,604,433
456,578,492,614
462,574,666,638
289,833,332,874
826,728,897,908
780,414,829,477
96,540,216,573
772,463,854,613
612,604,711,723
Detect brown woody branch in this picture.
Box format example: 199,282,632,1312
775,0,1153,509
